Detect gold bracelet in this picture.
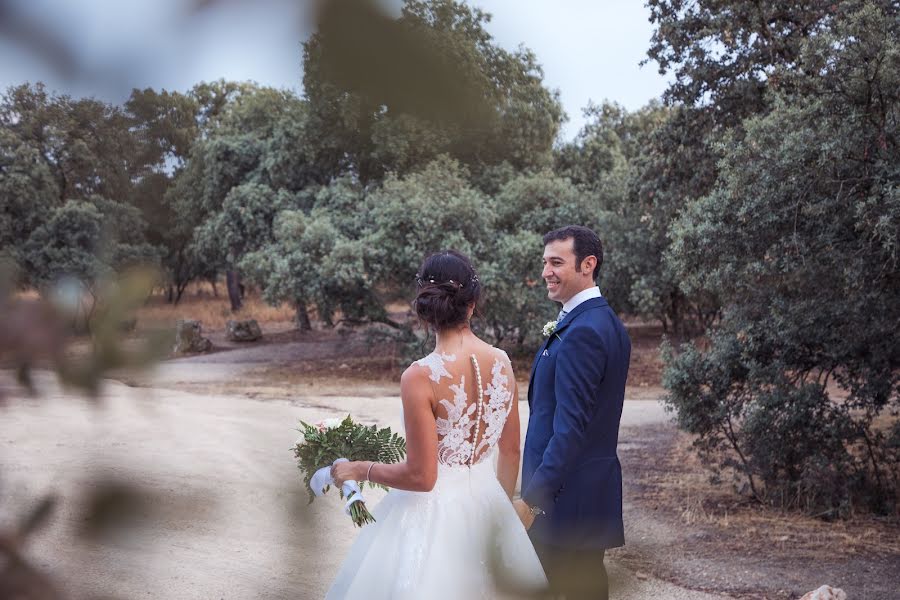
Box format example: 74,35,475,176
365,461,378,482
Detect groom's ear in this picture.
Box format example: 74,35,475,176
581,255,597,276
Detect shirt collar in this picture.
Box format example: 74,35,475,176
562,286,602,314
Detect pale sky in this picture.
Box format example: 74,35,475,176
0,0,670,140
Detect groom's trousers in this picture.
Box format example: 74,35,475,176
530,535,608,600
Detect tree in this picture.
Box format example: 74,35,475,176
1,83,139,204
303,0,563,184
663,2,900,514
241,210,339,330
0,128,60,276
123,88,204,302
555,101,665,189
20,196,158,328
553,100,697,326
166,84,312,311
628,1,873,333
366,156,495,294
1,84,163,297
484,170,607,348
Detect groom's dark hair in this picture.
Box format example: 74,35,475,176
543,225,603,281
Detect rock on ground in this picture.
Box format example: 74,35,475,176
225,319,263,342
173,319,212,353
801,586,847,600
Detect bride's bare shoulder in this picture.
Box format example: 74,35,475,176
483,342,511,364
401,356,442,387
401,361,429,382
400,362,437,408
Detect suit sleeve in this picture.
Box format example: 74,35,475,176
521,325,607,513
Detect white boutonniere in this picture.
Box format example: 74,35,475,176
542,320,558,337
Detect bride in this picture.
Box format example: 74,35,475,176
327,250,547,599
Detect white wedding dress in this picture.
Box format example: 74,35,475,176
325,349,547,599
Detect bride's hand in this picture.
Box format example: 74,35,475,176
331,461,365,487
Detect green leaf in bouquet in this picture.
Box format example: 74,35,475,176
292,416,408,499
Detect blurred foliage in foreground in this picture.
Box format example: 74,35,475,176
0,264,171,599
1,0,898,523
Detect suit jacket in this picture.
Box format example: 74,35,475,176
521,296,631,550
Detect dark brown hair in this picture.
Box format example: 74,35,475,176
413,250,481,330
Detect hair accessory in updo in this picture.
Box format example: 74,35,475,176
415,274,471,290
413,251,482,330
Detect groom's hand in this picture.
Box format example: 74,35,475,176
513,499,536,531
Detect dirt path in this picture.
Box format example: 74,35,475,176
1,364,730,600
614,423,899,600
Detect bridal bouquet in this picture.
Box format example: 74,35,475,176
293,415,406,526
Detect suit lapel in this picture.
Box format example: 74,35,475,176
553,296,607,335
527,346,542,409
527,297,607,409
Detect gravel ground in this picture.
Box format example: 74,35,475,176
0,367,730,600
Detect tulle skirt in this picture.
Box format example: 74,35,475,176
325,458,548,599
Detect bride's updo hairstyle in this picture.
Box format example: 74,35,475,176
414,250,482,331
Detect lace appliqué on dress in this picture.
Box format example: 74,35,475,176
435,378,477,467
475,359,513,456
428,352,513,468
416,352,456,383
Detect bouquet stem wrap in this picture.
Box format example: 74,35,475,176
310,458,375,526
293,415,406,527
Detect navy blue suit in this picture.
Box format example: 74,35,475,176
522,296,631,551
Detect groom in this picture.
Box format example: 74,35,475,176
514,225,631,600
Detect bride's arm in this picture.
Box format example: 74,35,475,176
332,365,438,492
496,378,521,500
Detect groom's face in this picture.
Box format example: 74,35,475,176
542,238,592,304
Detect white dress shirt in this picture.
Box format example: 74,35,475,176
561,286,602,315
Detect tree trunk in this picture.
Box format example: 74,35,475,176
226,270,243,312
166,285,174,304
175,280,189,305
295,300,312,331
670,290,681,337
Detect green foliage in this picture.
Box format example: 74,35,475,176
0,129,60,274
0,0,563,329
663,1,900,515
21,202,104,287
125,87,200,169
21,198,158,292
482,171,602,347
293,416,407,502
617,103,720,332
195,183,297,267
477,230,547,349
644,0,874,123
366,156,494,290
303,0,563,183
552,100,700,326
0,83,183,296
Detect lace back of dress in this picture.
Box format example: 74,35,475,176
418,349,514,468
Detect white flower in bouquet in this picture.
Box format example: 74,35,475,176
315,417,343,431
